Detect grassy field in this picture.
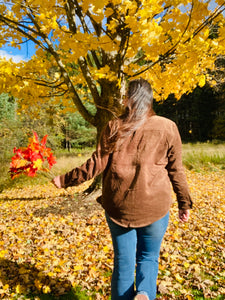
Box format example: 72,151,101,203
1,142,225,192
0,143,225,299
54,142,225,172
182,142,225,171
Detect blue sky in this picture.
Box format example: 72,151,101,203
0,40,36,62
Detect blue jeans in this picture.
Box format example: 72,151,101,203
106,212,169,300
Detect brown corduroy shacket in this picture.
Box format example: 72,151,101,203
60,115,193,228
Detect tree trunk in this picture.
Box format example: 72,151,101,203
83,80,122,195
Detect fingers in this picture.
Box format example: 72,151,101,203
179,209,190,222
51,176,62,189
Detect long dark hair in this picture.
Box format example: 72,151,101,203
110,78,154,149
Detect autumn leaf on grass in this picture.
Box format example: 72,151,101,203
15,284,26,294
9,131,56,179
175,273,185,284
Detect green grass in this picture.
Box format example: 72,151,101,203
182,142,225,171
12,286,94,299
1,142,225,191
1,142,225,192
0,148,94,192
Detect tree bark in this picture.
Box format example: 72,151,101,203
83,80,123,194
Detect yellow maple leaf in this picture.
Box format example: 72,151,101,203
175,273,185,283
33,158,43,170
12,158,27,168
16,284,26,294
74,265,84,271
0,250,8,258
103,245,110,253
3,284,9,290
42,285,51,294
34,279,43,290
198,75,206,87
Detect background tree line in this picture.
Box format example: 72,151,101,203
1,54,224,162
154,55,225,142
0,93,96,159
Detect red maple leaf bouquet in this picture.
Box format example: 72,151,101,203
10,131,56,179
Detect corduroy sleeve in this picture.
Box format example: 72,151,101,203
166,122,193,210
59,123,111,188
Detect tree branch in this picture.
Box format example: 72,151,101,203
0,15,47,50
89,50,102,69
0,7,96,126
64,0,77,33
73,0,90,33
38,90,68,98
184,4,225,43
85,10,102,37
131,3,225,78
78,57,101,104
49,51,97,126
85,8,117,42
33,79,66,90
159,1,194,59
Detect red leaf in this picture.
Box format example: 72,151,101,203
33,131,39,143
41,135,48,146
47,153,57,168
28,166,38,177
9,131,56,179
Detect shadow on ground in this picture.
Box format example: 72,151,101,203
0,258,73,299
33,190,102,217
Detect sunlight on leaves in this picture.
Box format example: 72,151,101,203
0,170,224,299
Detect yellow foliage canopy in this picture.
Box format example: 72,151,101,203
0,0,224,123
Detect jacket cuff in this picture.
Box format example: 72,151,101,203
60,175,67,188
178,198,193,210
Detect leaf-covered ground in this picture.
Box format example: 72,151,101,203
0,170,224,300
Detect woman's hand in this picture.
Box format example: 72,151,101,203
52,176,62,189
179,209,190,222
